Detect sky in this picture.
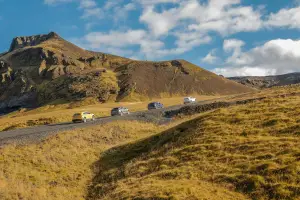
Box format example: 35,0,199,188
0,0,300,77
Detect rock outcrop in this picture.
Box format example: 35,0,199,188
9,32,59,52
229,73,300,89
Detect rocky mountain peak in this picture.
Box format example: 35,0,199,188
9,32,61,52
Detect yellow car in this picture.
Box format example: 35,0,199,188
72,112,95,123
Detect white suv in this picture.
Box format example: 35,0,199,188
184,97,196,104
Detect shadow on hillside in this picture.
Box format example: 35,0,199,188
85,117,201,199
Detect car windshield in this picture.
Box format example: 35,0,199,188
74,113,81,116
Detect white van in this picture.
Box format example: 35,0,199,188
184,97,196,104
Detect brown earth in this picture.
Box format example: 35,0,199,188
0,32,253,112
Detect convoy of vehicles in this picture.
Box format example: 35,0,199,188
72,97,197,122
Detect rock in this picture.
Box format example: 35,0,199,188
9,32,60,52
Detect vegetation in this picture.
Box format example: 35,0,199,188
0,115,202,200
87,87,300,200
0,86,300,199
89,93,300,199
37,70,119,105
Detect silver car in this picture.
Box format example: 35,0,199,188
111,107,130,116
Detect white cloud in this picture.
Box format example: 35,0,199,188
223,39,249,65
72,28,210,59
72,29,164,58
266,6,300,29
136,0,264,58
139,0,263,37
223,39,245,52
124,3,136,11
84,30,147,47
188,0,263,35
81,7,103,19
79,0,96,8
139,6,178,36
214,67,276,77
202,49,218,64
214,39,300,77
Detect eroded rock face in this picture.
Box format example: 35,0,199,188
9,32,59,52
0,67,37,112
0,60,13,86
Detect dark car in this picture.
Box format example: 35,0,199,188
111,107,130,116
148,102,164,110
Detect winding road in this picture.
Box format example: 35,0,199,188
0,95,247,146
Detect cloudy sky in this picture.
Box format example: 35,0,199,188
0,0,300,77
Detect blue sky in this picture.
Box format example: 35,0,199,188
0,0,300,76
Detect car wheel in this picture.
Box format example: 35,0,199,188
83,118,87,123
92,116,95,121
120,112,123,116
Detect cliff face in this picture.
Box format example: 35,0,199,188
0,32,253,113
9,32,60,52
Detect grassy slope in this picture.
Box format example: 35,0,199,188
0,113,210,200
0,86,299,200
0,121,163,200
87,86,300,200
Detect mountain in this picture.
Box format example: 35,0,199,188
229,73,300,89
0,32,253,112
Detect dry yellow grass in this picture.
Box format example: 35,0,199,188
1,85,300,200
0,94,220,131
88,89,300,200
0,121,162,200
0,113,206,200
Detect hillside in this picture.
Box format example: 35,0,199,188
88,86,300,200
229,73,300,89
0,85,299,200
0,32,253,113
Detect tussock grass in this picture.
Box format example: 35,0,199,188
0,121,164,200
87,91,300,200
0,113,205,200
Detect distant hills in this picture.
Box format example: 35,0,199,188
0,32,253,112
229,73,300,89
